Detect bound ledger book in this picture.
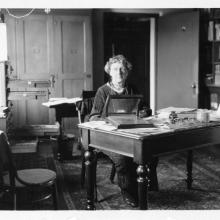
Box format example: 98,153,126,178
106,114,155,129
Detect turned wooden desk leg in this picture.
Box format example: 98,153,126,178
84,149,96,210
137,165,148,210
56,115,63,161
186,150,193,189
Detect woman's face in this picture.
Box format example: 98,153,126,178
109,62,128,88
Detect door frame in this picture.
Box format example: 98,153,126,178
93,10,157,114
150,17,156,114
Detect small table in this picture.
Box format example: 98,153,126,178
79,119,220,210
42,98,82,160
50,104,79,160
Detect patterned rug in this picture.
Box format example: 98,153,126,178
2,143,220,210
58,146,220,210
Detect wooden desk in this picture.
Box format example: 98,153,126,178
79,120,220,210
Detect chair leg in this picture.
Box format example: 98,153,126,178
52,182,59,210
109,162,116,183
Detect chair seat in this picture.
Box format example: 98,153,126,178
3,168,56,187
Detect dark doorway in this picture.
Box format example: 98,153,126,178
104,12,151,106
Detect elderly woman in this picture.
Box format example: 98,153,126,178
89,55,158,207
90,54,136,119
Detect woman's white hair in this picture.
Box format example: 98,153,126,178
104,54,132,74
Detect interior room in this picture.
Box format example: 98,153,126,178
1,7,220,211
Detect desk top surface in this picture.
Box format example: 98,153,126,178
78,117,220,140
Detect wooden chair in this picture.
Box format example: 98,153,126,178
76,91,116,190
0,131,58,210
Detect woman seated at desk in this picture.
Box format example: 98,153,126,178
89,54,158,208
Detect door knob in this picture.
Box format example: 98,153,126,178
191,82,198,95
191,83,196,89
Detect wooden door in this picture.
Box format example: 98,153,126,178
6,14,53,127
157,11,199,109
6,14,92,129
53,15,92,131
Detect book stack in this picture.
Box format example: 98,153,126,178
0,107,9,118
106,114,155,129
216,23,220,41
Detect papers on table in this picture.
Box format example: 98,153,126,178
157,106,196,119
42,97,82,107
209,110,220,121
216,104,220,117
78,120,172,134
79,121,117,131
117,127,171,135
157,106,196,114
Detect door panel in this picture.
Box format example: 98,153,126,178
62,21,84,74
16,15,53,80
54,15,92,97
23,19,48,75
63,79,84,98
26,100,49,124
157,11,199,109
53,15,92,131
